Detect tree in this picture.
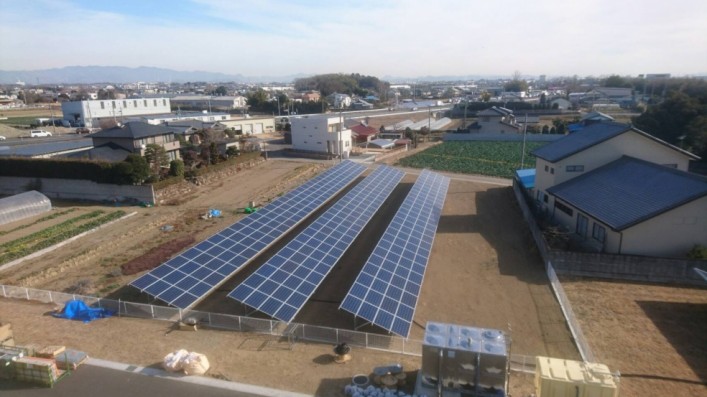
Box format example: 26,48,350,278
504,71,528,93
552,119,567,135
214,86,227,96
209,142,220,165
481,92,491,102
124,154,150,184
633,91,707,159
144,144,169,175
603,75,631,88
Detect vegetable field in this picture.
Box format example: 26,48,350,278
0,210,126,265
398,141,547,178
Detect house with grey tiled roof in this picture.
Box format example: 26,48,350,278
529,122,705,257
476,106,521,134
91,121,181,161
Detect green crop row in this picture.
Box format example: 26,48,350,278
0,210,105,250
398,141,547,178
0,208,78,237
0,210,126,265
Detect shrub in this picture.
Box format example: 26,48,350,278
687,244,707,260
169,159,185,177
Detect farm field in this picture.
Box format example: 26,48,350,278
397,141,547,178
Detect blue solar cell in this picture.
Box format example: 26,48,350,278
275,305,297,321
273,287,292,301
160,287,183,303
339,170,449,337
228,165,405,322
130,161,367,309
189,282,211,297
144,280,169,296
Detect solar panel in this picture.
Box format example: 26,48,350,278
340,169,449,337
130,160,367,309
228,165,405,322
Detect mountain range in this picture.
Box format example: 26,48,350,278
0,65,513,85
0,66,309,85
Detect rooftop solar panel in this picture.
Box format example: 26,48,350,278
130,160,367,309
228,165,405,322
339,169,449,337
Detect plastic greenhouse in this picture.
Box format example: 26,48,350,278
0,190,52,226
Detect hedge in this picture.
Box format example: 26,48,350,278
0,157,137,185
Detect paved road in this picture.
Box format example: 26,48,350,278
0,362,303,397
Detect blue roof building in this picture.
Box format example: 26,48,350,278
529,122,704,257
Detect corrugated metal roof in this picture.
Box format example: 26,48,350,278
0,139,93,157
531,122,630,162
547,156,707,231
91,121,180,139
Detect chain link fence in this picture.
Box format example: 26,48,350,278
2,283,539,370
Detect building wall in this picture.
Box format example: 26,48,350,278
220,117,275,134
291,116,352,156
62,98,171,127
620,196,707,256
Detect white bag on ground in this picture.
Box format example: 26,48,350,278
182,352,210,375
162,349,189,372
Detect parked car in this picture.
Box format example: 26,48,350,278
0,135,6,140
30,130,52,137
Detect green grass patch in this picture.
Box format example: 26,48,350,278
397,141,547,178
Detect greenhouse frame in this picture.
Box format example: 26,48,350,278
0,190,52,226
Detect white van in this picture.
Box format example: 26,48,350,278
30,130,52,137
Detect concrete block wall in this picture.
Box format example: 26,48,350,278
0,177,154,204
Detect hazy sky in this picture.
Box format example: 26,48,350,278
1,0,706,78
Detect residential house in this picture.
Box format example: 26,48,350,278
290,115,352,158
550,98,572,110
476,106,521,134
530,121,704,257
326,93,352,109
350,124,378,143
300,91,321,102
90,121,181,161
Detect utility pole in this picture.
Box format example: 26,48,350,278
520,113,528,169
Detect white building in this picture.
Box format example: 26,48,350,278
290,115,352,158
62,98,171,128
170,95,247,111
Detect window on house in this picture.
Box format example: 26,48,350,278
112,101,116,109
543,194,548,203
123,100,127,108
566,165,585,172
133,100,138,107
592,223,606,243
544,165,549,172
163,99,167,106
555,201,574,216
550,167,554,174
576,214,588,237
100,102,105,110
144,100,148,107
153,99,157,106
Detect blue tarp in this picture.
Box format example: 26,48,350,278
515,168,536,189
53,299,114,323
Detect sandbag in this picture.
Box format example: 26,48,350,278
182,352,210,375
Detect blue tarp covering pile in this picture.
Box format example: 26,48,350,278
53,299,114,323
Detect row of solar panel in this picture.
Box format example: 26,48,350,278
130,160,367,309
340,170,450,337
227,165,407,322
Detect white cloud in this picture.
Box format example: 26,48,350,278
0,0,705,77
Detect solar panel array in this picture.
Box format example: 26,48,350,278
130,160,367,309
228,165,405,322
340,169,450,337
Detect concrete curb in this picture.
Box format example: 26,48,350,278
87,358,313,397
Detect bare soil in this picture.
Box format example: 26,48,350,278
0,157,583,396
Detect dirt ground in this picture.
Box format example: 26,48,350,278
562,278,707,397
0,157,574,395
